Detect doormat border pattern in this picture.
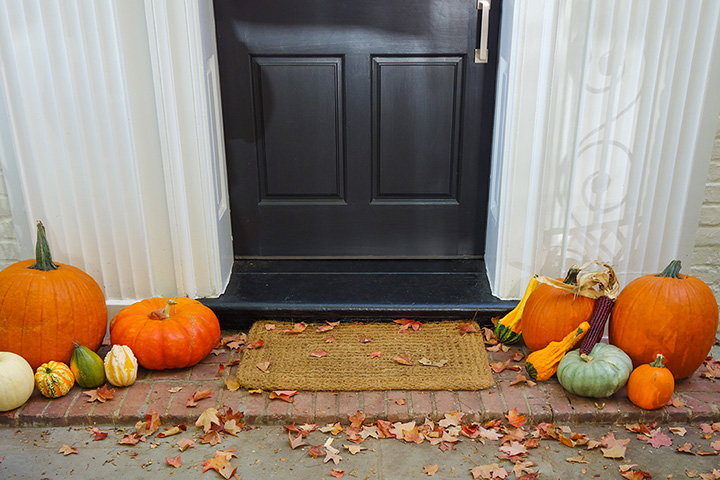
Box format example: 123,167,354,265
235,320,494,391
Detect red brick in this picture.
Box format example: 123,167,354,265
522,384,552,424
433,391,458,420
290,392,314,424
91,388,124,425
166,386,201,425
0,407,20,427
66,388,95,422
267,396,290,424
43,389,82,426
410,391,434,421
190,363,223,381
117,382,152,423
682,392,719,422
338,392,360,421
147,368,190,381
565,392,604,423
675,377,720,393
479,387,505,422
16,391,48,425
144,382,175,420
542,382,573,423
613,387,647,422
244,392,268,424
497,381,528,416
314,392,337,424
386,391,409,422
362,391,385,422
200,349,235,364
219,386,247,413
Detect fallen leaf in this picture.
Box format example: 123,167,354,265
359,337,374,344
677,443,695,454
566,452,590,464
667,396,688,408
395,398,406,406
118,433,144,445
317,321,339,333
325,336,335,343
669,427,687,436
619,465,652,479
84,385,116,403
418,358,448,368
265,324,276,331
394,353,413,365
58,444,78,455
511,351,525,362
217,364,226,376
247,338,265,349
166,455,181,468
202,450,237,479
423,464,439,476
186,389,214,408
458,323,480,334
369,351,381,358
256,361,271,373
90,428,108,441
282,323,307,334
505,408,527,428
395,318,423,332
137,411,161,436
248,388,263,394
509,374,536,386
157,423,187,438
499,441,528,457
168,386,183,393
319,422,344,435
176,438,195,452
289,432,307,449
329,468,345,478
195,408,221,433
602,445,627,459
308,445,326,458
644,431,673,448
470,463,500,479
270,390,298,402
311,350,328,358
438,411,464,428
200,430,222,446
343,444,367,455
223,419,243,436
349,411,366,429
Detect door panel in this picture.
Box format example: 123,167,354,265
214,0,500,257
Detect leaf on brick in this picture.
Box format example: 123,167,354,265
509,374,536,387
187,389,214,408
84,385,116,403
505,408,527,428
269,390,298,402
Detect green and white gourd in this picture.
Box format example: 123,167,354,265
557,343,632,398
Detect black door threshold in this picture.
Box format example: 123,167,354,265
200,259,516,329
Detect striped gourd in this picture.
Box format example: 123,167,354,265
70,342,106,388
494,276,539,345
35,361,75,398
103,345,138,387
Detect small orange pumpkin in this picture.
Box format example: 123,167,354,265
521,267,596,352
626,354,675,410
609,260,719,379
109,298,220,370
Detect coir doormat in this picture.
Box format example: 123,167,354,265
235,320,493,391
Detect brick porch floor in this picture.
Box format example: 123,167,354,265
2,337,719,428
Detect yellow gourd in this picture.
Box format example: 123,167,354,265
494,276,540,345
525,321,590,381
103,345,138,387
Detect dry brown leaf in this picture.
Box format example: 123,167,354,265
418,358,448,368
423,464,439,476
256,361,271,373
58,444,78,455
394,353,413,366
186,389,214,408
269,390,298,402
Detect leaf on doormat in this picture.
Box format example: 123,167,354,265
418,358,448,368
282,323,307,334
394,353,413,365
265,323,276,331
311,350,328,358
256,361,271,373
325,336,335,343
187,389,214,407
246,338,265,349
369,351,381,358
395,318,423,332
458,322,480,334
359,337,373,344
317,321,340,333
270,390,298,402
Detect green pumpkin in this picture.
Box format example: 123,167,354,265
70,342,106,389
557,343,632,398
495,323,522,345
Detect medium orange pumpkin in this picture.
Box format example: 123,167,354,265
520,267,596,352
0,222,107,370
109,297,221,370
609,260,718,379
626,354,675,410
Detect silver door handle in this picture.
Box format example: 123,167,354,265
475,0,491,63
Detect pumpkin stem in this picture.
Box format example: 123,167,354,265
650,353,666,368
580,353,593,363
656,260,682,279
149,298,178,320
28,221,59,272
563,266,581,286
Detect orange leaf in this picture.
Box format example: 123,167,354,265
247,338,265,349
58,444,78,455
311,350,328,358
329,468,345,478
349,411,366,429
270,390,298,402
369,351,381,358
395,318,423,332
84,385,116,403
458,323,479,334
187,389,214,408
166,455,182,468
256,361,271,373
394,353,413,366
423,464,439,476
282,323,307,334
359,337,374,344
505,408,527,428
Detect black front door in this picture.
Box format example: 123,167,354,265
214,0,500,257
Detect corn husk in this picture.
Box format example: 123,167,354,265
535,261,619,300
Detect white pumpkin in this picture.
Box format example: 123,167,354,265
0,351,35,412
104,345,139,387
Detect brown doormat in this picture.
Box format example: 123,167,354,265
235,320,493,391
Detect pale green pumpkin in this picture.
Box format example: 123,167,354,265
557,343,632,398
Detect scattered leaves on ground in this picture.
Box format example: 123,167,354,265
270,390,298,402
84,385,116,403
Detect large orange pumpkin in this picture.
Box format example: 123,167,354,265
520,267,596,352
109,297,221,370
0,221,107,370
609,260,718,380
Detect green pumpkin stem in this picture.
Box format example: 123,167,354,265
650,353,666,368
656,260,682,278
563,266,581,286
28,221,59,271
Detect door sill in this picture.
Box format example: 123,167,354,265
200,259,516,328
